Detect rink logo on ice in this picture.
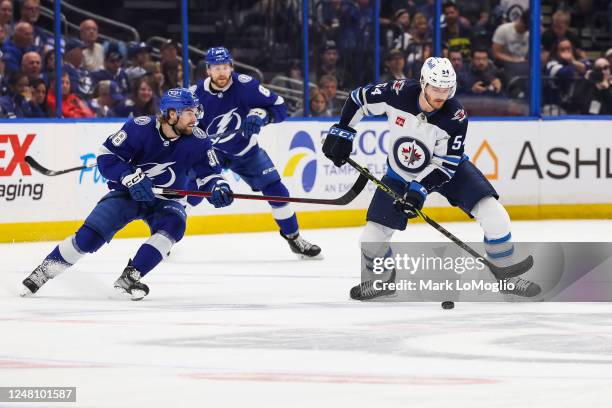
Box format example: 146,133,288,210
283,131,317,192
472,140,498,180
392,137,430,173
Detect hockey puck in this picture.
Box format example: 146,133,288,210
441,301,455,310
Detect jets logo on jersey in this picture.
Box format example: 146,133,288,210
451,109,467,123
139,162,176,188
395,116,406,127
392,80,405,95
392,137,431,173
206,108,242,138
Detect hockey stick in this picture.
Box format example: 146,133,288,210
24,130,242,177
25,156,96,176
154,172,368,205
345,158,533,279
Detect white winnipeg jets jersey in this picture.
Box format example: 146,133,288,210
340,79,468,191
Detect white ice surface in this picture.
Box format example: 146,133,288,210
1,220,612,408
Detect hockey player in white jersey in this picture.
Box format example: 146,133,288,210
322,57,540,300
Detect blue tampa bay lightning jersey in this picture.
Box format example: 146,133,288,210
97,115,225,201
191,72,287,156
340,79,468,192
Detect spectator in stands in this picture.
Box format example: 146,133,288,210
0,71,44,117
18,0,47,52
161,59,182,92
125,41,152,81
91,42,130,96
271,59,302,92
292,88,333,117
0,22,6,45
441,1,472,61
46,72,94,118
0,0,12,38
448,47,470,93
89,79,123,117
544,38,589,113
569,0,596,41
465,48,503,96
380,48,407,82
143,61,163,96
30,77,47,116
570,57,612,114
541,10,586,63
317,0,353,43
80,19,104,72
318,74,342,115
21,51,40,79
63,38,93,98
159,40,178,66
315,40,348,89
404,12,431,77
471,10,496,50
1,21,35,74
386,8,411,50
42,48,54,74
0,50,7,95
114,76,158,117
491,10,530,82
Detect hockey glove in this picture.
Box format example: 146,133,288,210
393,181,427,219
121,168,155,202
207,180,234,208
243,108,269,138
322,123,356,167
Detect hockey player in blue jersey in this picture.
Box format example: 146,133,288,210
21,88,234,300
190,47,321,258
323,57,540,300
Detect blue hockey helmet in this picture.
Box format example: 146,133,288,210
205,46,233,66
160,88,203,121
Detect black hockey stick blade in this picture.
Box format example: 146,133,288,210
157,173,368,206
345,157,534,278
25,156,94,176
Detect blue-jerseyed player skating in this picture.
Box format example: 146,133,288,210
21,88,234,300
323,57,540,300
189,47,321,258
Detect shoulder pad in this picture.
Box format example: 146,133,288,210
238,74,253,83
192,126,206,139
133,116,151,125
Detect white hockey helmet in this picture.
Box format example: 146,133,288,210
420,57,457,99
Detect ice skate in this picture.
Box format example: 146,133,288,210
281,232,322,259
114,260,150,301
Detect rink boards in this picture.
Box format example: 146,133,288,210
1,118,611,242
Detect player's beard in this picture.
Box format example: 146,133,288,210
212,75,230,89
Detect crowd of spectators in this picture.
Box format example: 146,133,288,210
1,0,611,118
0,0,186,118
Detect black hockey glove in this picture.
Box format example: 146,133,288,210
393,181,427,219
322,123,356,167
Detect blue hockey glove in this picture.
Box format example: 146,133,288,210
207,180,234,208
121,168,155,202
243,108,269,138
322,123,356,167
393,181,427,219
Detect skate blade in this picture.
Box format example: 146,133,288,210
296,253,324,261
113,286,146,301
19,285,34,297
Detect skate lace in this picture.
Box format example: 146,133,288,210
293,236,313,251
360,281,376,298
125,267,141,283
29,268,49,286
